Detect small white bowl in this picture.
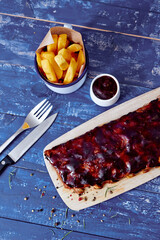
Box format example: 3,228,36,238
90,73,120,107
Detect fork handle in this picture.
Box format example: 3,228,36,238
0,127,24,154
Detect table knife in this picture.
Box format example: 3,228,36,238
0,113,58,175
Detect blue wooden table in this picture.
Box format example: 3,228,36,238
0,1,160,239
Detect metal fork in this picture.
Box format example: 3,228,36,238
0,99,53,153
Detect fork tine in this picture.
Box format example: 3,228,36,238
37,102,51,118
39,105,53,121
29,99,47,115
35,100,50,116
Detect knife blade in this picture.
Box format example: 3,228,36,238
0,112,58,175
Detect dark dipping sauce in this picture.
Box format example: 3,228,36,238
93,76,117,100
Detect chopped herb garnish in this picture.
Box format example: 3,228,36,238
110,213,118,218
61,231,73,240
83,219,85,228
109,207,112,213
50,210,54,220
65,207,69,218
60,220,65,228
118,196,124,201
49,229,55,235
9,168,17,189
105,185,117,197
128,218,131,225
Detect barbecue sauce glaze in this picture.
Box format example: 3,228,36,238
45,99,160,189
92,76,117,100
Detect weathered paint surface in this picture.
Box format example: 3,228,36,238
0,0,160,239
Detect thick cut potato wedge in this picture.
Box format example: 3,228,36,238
76,49,85,72
41,59,57,83
47,34,58,53
41,51,63,79
67,43,82,52
37,33,85,85
36,52,42,68
58,48,72,62
58,34,68,52
41,51,55,61
55,55,69,71
64,58,77,84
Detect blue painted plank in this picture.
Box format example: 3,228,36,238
0,1,160,37
0,167,160,240
0,218,112,240
110,0,160,13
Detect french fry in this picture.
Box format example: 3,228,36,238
37,32,85,85
58,34,67,51
58,48,72,62
41,51,63,79
41,51,55,61
76,49,85,72
36,52,42,68
65,39,70,48
47,34,58,53
62,70,67,80
64,58,77,85
41,59,57,83
67,43,82,52
54,54,69,71
71,52,78,62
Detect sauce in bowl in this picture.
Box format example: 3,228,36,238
90,74,120,107
92,76,117,100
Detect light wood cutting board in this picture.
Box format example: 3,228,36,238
44,87,160,211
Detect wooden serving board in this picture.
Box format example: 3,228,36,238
44,87,160,211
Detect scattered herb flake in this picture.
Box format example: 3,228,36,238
49,229,55,235
109,208,112,213
83,219,85,228
110,213,118,218
65,207,69,219
60,220,65,228
105,185,117,198
128,218,131,225
61,231,73,240
118,196,124,201
9,169,17,189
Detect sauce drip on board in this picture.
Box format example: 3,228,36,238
45,99,160,190
92,76,117,100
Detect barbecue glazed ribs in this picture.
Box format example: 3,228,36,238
45,99,160,192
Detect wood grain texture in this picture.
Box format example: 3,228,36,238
0,0,160,38
0,218,113,240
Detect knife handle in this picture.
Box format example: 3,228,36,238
0,156,14,175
